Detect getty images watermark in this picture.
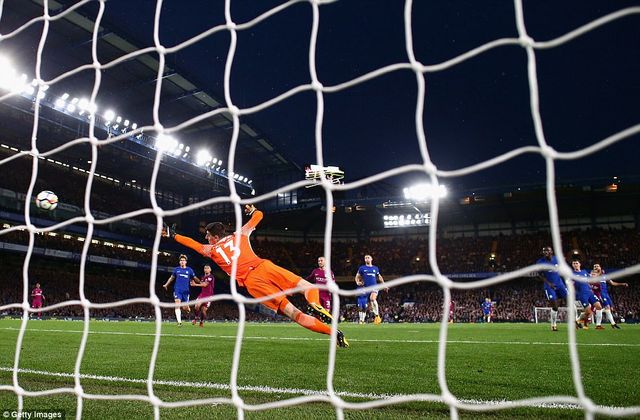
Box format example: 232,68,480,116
2,410,65,419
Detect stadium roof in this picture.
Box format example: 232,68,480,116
255,181,640,234
0,0,302,197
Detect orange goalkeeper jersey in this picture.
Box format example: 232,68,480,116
174,211,265,286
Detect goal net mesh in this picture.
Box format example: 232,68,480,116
0,0,639,418
534,306,583,324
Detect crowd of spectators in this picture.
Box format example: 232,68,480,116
1,225,638,324
251,228,640,277
339,279,638,324
2,221,636,285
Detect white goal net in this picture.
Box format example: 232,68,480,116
0,0,639,419
533,306,584,324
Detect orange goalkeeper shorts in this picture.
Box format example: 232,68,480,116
244,260,302,312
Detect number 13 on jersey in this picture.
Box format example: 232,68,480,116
214,239,237,265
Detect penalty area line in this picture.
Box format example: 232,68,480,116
0,367,626,411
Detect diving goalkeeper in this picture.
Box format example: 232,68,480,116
162,204,349,347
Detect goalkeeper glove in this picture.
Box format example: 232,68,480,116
162,223,177,239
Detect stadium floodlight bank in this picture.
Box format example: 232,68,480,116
383,213,431,228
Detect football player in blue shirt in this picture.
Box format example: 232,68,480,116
592,263,628,329
355,254,386,324
163,254,199,326
481,298,494,323
571,259,602,330
536,247,568,331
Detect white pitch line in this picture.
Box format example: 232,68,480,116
0,366,625,411
1,327,639,347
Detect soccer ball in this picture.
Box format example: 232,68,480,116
35,190,58,210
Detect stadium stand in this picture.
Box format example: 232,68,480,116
2,230,637,324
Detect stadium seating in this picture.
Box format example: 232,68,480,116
1,229,637,323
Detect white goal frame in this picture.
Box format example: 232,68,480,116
533,306,585,324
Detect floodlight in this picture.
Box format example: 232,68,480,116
0,55,12,72
382,212,430,228
403,183,447,201
124,119,130,127
78,98,89,111
61,93,69,100
196,149,212,166
248,180,252,184
104,109,115,121
131,123,137,130
66,103,76,113
218,160,223,166
23,85,35,95
36,90,46,99
178,143,184,150
116,116,122,123
185,146,190,152
155,134,178,152
54,98,65,108
83,100,97,115
212,158,218,164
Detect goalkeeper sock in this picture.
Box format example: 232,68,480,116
605,308,615,325
175,308,181,323
304,288,320,306
595,309,603,326
371,300,379,316
550,309,558,326
359,311,366,322
294,311,331,335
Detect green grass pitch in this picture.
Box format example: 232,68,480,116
0,319,638,419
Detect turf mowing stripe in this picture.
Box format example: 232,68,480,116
1,327,639,347
0,366,619,411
